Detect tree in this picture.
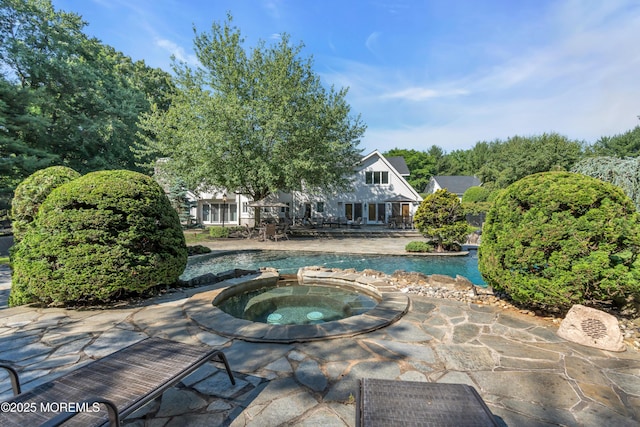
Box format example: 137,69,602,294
136,15,365,218
572,156,640,210
384,148,438,193
10,170,187,306
479,172,640,312
589,124,640,157
0,0,175,201
0,76,55,210
413,189,470,252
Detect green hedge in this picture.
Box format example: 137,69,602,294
10,170,187,306
479,171,640,311
11,166,81,241
405,241,434,253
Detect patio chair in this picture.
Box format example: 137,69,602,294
357,378,499,426
264,223,277,241
350,217,362,228
0,337,235,427
275,223,290,241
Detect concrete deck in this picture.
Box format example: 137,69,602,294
1,236,639,426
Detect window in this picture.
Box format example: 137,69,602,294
365,171,389,185
242,202,248,213
316,202,324,213
280,202,290,213
202,204,210,222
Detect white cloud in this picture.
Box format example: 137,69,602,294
382,87,469,101
155,39,199,66
365,32,381,55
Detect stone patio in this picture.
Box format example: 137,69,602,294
1,236,639,426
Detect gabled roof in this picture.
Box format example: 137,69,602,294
359,150,422,201
429,176,481,195
386,157,410,176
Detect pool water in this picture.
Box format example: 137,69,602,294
182,250,485,285
215,282,379,325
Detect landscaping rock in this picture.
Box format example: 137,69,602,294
557,305,625,352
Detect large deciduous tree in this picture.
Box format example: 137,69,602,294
136,15,365,208
0,0,174,208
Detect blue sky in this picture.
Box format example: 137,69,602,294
52,0,640,154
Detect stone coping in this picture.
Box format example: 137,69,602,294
184,269,409,343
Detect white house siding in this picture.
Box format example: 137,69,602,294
184,150,422,227
288,150,422,225
187,190,252,227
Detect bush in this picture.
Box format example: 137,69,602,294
209,226,230,238
11,166,81,241
479,171,640,311
405,241,434,253
187,245,212,256
413,189,471,252
462,186,490,203
10,170,187,306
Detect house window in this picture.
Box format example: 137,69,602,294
365,171,389,185
280,202,290,213
242,202,248,213
202,204,210,222
316,202,324,213
229,204,237,221
211,204,220,222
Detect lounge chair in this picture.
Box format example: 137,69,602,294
0,337,235,427
351,217,362,229
357,378,499,426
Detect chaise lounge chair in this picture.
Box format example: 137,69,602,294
0,337,235,427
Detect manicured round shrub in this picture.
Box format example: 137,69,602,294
479,171,640,311
10,170,187,306
405,241,434,253
462,186,490,203
11,166,81,241
414,189,470,252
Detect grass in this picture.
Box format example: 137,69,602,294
0,256,9,265
184,230,209,244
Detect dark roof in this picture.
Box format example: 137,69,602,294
429,176,481,195
386,156,410,176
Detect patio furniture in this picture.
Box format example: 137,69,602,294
0,337,235,427
357,378,499,426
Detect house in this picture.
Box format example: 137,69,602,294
424,176,481,199
179,150,422,227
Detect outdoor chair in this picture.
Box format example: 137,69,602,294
264,223,277,241
357,378,499,426
350,217,362,228
0,337,235,427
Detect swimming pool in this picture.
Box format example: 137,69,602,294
182,250,485,285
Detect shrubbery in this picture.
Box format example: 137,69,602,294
209,226,230,238
479,171,640,312
11,166,80,241
462,186,490,203
187,245,212,256
405,241,435,253
413,189,470,252
10,170,187,306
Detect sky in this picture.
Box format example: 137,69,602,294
51,0,640,154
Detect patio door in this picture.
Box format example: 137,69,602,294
368,203,386,223
402,203,410,219
344,203,363,221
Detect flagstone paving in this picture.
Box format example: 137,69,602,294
1,237,640,426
